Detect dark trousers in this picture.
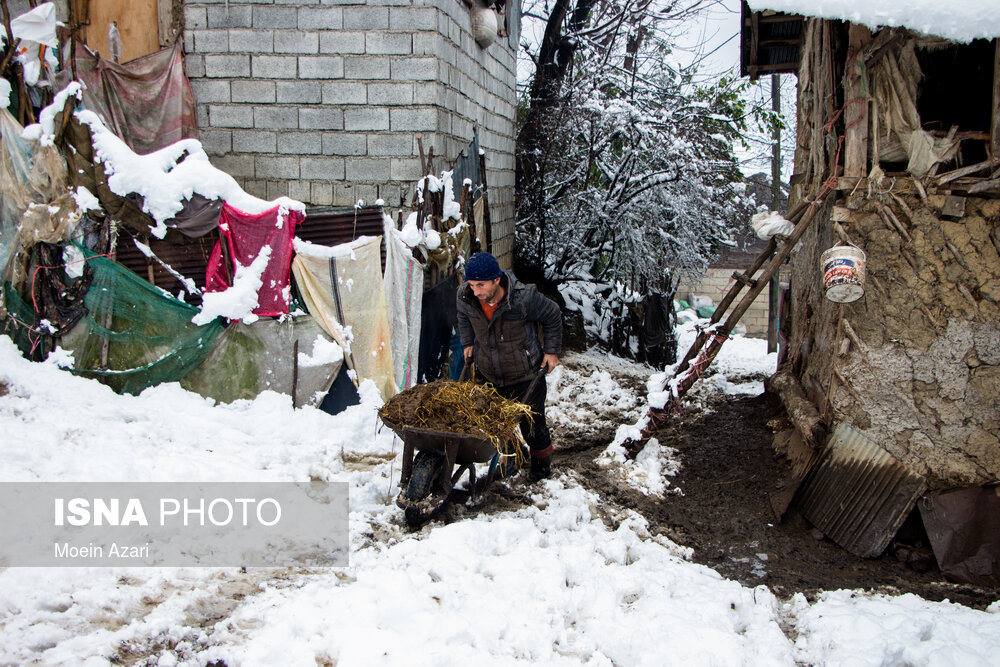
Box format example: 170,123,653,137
491,375,552,457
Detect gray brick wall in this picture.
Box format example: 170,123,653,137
680,268,791,339
185,0,517,265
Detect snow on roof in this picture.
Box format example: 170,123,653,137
748,0,1000,43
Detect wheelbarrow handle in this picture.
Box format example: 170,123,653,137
519,370,544,403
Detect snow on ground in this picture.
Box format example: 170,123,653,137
0,333,998,665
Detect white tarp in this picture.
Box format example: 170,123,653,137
291,236,396,401
11,2,58,86
382,215,423,393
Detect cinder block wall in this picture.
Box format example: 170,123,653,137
682,268,788,338
182,0,517,266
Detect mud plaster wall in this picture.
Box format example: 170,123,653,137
787,194,1000,489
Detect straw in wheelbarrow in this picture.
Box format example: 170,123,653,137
378,379,532,467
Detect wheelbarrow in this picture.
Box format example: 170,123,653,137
386,421,511,527
384,369,543,527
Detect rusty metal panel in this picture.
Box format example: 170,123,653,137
114,232,217,306
297,206,386,248
796,424,927,558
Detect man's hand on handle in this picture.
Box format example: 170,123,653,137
540,353,560,374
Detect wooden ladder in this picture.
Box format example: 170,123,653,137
661,192,833,408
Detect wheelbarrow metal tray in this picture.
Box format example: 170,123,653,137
383,421,498,464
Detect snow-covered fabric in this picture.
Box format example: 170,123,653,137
62,41,198,155
292,236,396,400
205,203,301,318
180,316,341,409
383,216,423,392
751,211,795,240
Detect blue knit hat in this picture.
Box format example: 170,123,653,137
465,252,501,281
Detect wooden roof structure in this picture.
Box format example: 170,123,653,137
739,0,805,80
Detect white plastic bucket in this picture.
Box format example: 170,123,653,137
821,245,866,303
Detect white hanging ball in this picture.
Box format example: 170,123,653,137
472,7,499,48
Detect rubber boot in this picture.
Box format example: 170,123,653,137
529,454,551,482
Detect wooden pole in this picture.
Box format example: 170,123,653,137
992,39,1000,159
478,149,492,254
843,25,871,179
767,73,782,354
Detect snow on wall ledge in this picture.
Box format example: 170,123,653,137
749,0,1000,43
788,194,1000,489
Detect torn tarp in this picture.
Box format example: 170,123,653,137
919,485,1000,587
61,41,198,155
180,316,341,409
205,203,301,318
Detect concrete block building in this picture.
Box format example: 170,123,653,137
181,0,520,264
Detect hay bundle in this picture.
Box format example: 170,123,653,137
379,380,532,464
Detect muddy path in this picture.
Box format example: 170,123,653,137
434,354,996,610
559,389,996,609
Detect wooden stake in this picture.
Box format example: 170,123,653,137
842,318,864,353
887,191,914,224
765,370,827,448
292,339,299,407
920,304,939,327
958,284,979,315
478,149,492,254
876,203,911,242
912,178,929,207
832,367,863,402
945,240,970,272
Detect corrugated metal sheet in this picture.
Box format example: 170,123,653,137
114,206,388,305
114,231,217,306
797,424,927,558
297,205,386,248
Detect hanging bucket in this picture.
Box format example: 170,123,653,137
821,245,866,303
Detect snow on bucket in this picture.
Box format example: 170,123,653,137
821,245,866,303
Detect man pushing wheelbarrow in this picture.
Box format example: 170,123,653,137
379,252,562,526
456,251,563,482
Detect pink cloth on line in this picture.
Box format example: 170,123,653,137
205,203,302,317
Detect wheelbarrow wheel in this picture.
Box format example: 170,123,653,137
403,452,445,526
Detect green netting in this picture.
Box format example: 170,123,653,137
62,248,223,394
1,281,46,359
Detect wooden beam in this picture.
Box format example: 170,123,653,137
765,370,827,448
843,25,872,179
935,157,1000,186
993,38,1000,159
